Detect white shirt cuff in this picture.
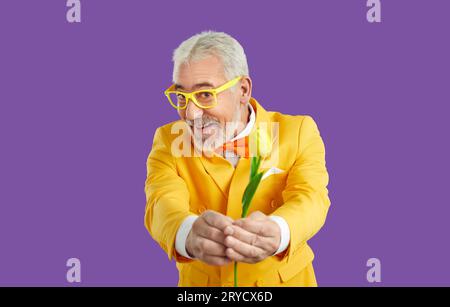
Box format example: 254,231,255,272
269,215,291,255
175,215,198,259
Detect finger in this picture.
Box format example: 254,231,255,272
196,222,227,244
224,235,265,259
196,238,227,257
233,218,276,238
224,225,275,252
225,248,258,264
248,211,267,220
203,210,234,231
202,254,232,266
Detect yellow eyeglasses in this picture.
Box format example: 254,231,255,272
164,76,243,110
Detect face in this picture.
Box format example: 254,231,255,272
174,55,252,153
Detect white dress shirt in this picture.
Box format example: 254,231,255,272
175,103,290,259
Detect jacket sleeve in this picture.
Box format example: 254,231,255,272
144,126,195,263
270,115,331,263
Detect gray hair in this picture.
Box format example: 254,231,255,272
172,31,249,84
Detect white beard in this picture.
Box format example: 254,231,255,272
189,103,245,157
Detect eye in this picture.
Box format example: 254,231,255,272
176,94,186,100
201,92,212,98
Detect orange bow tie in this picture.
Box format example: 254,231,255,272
215,136,250,158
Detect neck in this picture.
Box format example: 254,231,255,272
235,103,250,137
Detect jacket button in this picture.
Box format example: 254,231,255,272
270,199,276,208
198,206,207,214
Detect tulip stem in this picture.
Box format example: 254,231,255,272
234,262,238,287
234,155,264,287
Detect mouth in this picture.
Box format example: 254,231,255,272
191,122,218,137
192,122,213,129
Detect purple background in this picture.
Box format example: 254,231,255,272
1,0,449,286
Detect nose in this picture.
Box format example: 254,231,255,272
185,98,203,121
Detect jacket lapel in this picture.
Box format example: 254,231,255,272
198,155,235,200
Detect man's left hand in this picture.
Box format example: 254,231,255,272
223,211,281,264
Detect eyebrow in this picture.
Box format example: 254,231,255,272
174,82,216,91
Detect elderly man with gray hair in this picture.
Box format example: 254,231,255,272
144,31,331,287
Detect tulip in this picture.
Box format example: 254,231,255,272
248,126,272,159
234,126,272,287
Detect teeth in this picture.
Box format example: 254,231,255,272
195,124,211,129
191,123,216,130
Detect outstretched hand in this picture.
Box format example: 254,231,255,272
223,211,281,264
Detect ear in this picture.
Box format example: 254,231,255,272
239,76,252,105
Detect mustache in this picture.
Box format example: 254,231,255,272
186,117,220,128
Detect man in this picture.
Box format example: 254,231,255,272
144,31,331,286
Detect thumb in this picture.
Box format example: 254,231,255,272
248,210,266,220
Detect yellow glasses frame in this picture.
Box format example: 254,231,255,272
164,76,243,110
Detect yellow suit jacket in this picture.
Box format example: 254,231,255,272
144,98,331,286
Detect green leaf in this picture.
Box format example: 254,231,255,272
241,172,264,217
250,156,262,179
243,169,263,207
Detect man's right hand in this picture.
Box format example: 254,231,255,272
186,210,233,266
